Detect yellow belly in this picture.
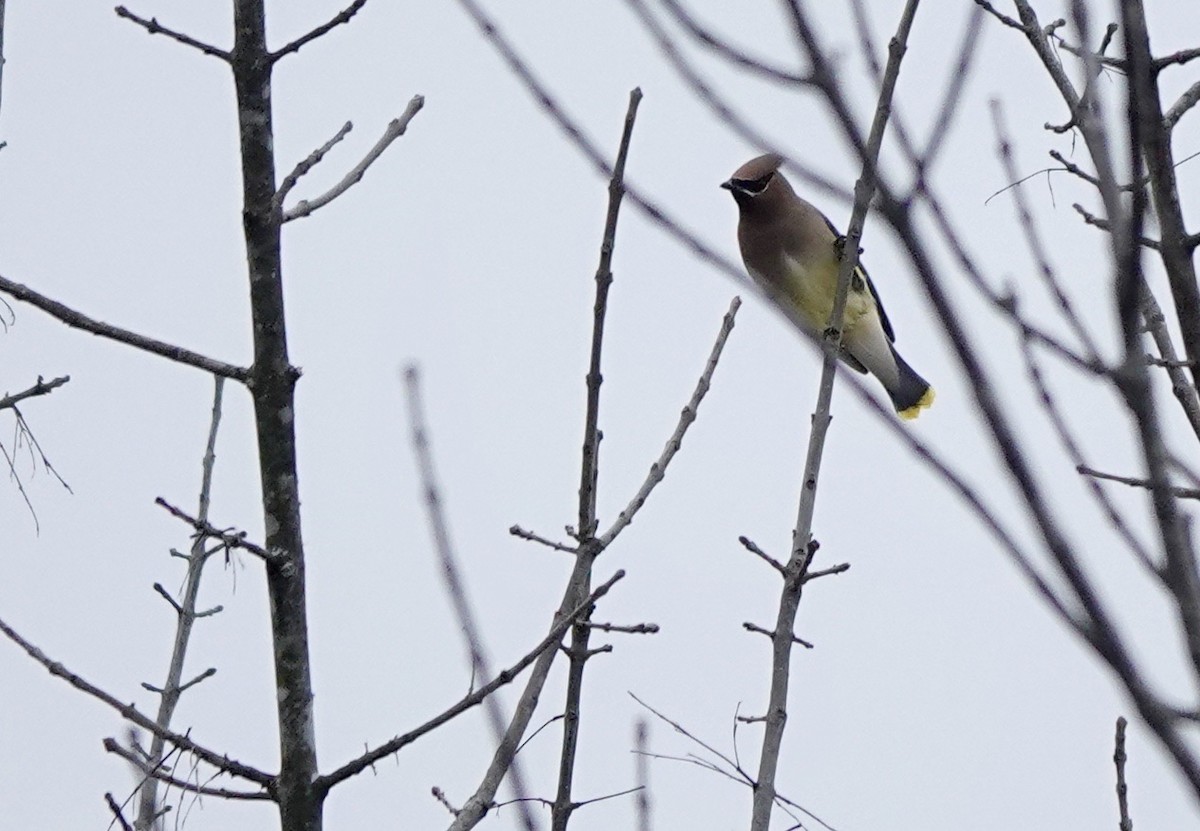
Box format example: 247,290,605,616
783,255,873,333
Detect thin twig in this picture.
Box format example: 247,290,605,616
105,793,135,831
750,4,919,829
315,569,625,793
630,693,838,831
0,615,273,785
154,496,275,560
991,104,1100,359
1114,716,1133,831
1118,0,1200,696
105,739,270,800
624,0,846,205
404,365,537,831
452,0,758,292
1164,80,1200,131
0,0,8,129
282,96,424,222
0,375,70,411
114,6,230,61
1072,203,1162,251
274,121,353,212
515,714,565,756
586,621,658,635
136,376,228,826
891,3,1200,799
0,424,40,532
269,0,367,62
1076,465,1200,500
973,0,1023,30
552,86,643,831
599,296,740,547
0,275,249,381
915,6,986,179
1140,287,1200,442
509,524,577,554
635,719,651,831
1154,47,1200,71
1019,336,1158,576
738,536,785,575
656,0,810,85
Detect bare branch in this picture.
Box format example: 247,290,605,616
738,536,785,576
577,89,643,542
1164,80,1200,131
282,96,424,222
315,569,625,793
751,3,919,827
586,621,658,635
1019,338,1159,577
0,275,249,381
656,0,811,85
154,496,275,561
404,365,537,831
138,371,232,831
114,6,230,61
630,693,837,831
973,0,1023,30
509,524,577,554
552,86,644,831
105,793,135,831
431,786,460,817
1,0,9,132
1155,47,1200,71
274,121,353,212
452,0,757,292
625,0,846,203
913,5,986,179
0,615,273,786
804,563,850,582
104,739,271,800
635,720,651,831
1077,464,1200,500
1114,716,1134,831
1140,287,1200,441
990,105,1103,366
1,403,72,532
598,296,740,547
1072,203,1162,250
1119,0,1200,695
269,0,367,63
0,375,69,411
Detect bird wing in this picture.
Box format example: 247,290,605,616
817,212,897,343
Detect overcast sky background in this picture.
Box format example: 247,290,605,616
2,1,1200,829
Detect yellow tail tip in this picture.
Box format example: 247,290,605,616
898,386,936,421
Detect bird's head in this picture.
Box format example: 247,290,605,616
721,153,789,211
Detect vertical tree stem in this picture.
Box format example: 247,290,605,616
750,3,919,829
231,2,320,828
551,87,643,831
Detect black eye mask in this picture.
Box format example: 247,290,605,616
731,171,775,195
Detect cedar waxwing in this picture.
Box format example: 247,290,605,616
722,153,934,419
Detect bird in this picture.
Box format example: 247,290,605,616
722,153,934,419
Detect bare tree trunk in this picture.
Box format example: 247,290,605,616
231,2,321,828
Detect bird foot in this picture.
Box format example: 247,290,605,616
833,234,863,261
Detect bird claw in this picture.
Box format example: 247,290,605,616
833,234,863,261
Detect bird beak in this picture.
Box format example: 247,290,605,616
720,179,733,191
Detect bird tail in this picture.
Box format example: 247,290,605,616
888,347,935,420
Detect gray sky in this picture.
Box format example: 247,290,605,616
2,1,1200,829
